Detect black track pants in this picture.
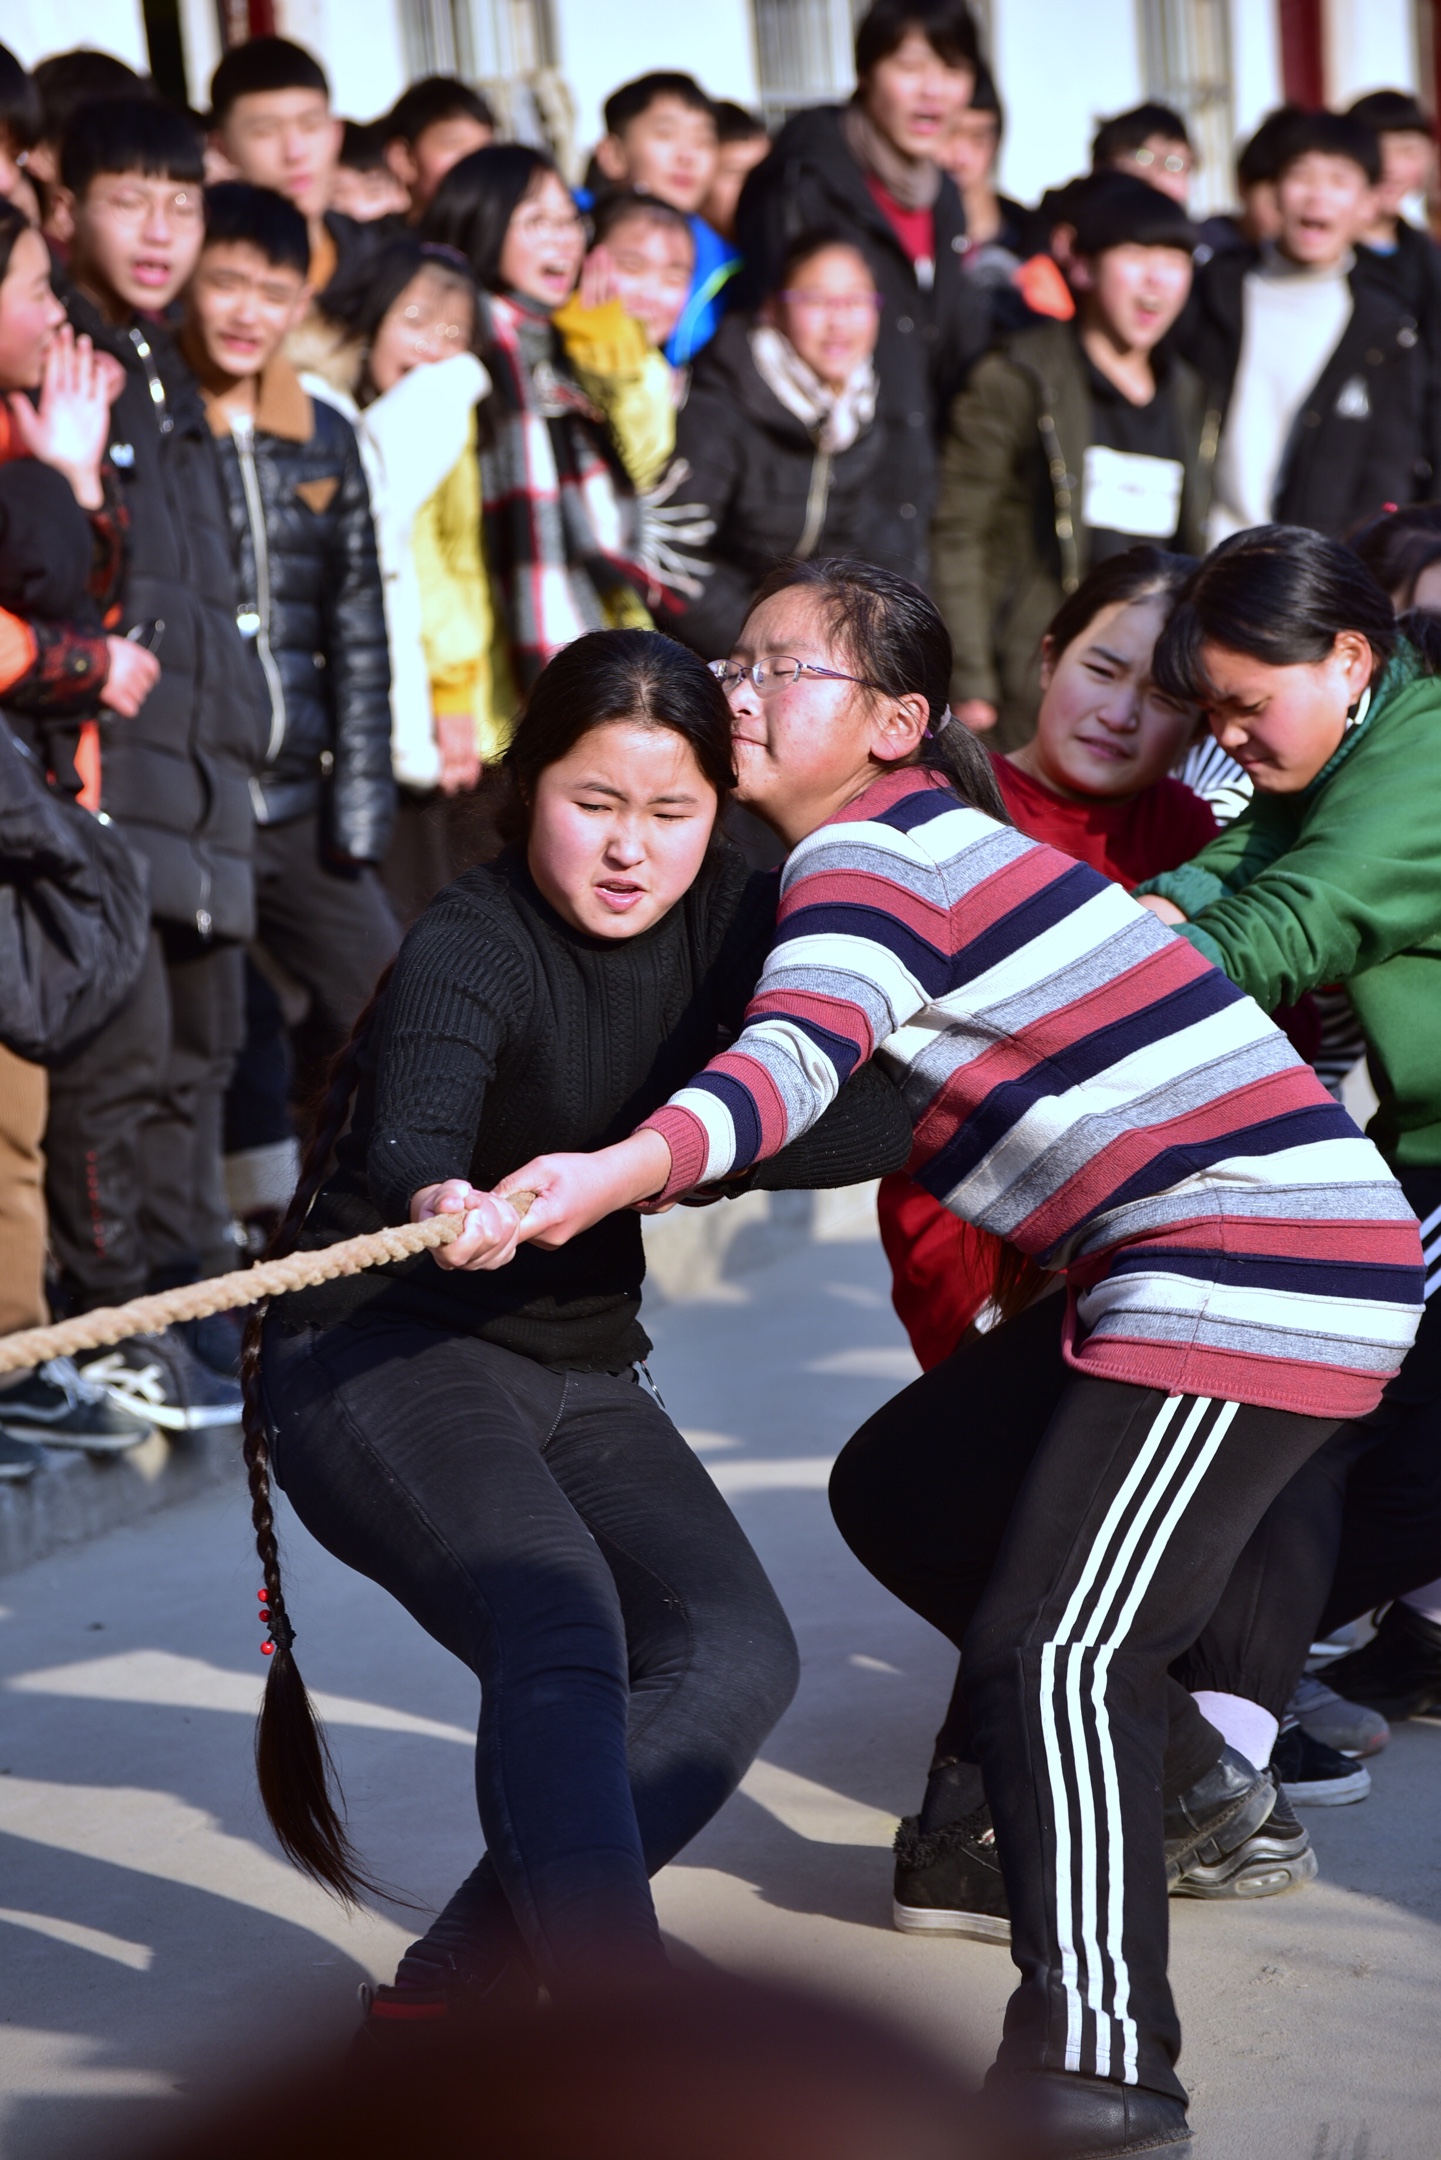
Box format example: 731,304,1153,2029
829,1297,1337,2101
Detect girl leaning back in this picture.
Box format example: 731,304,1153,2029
498,559,1423,2160
241,627,909,2040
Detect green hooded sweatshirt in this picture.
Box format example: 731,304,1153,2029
1138,641,1441,1170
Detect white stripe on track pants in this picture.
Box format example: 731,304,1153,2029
830,1297,1341,2102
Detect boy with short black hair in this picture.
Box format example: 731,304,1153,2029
181,182,396,1114
590,71,734,365
1180,108,1428,543
331,119,408,223
1348,89,1441,486
702,102,769,242
1091,101,1194,206
46,94,269,1424
26,47,146,203
384,75,494,220
207,36,360,302
932,171,1210,747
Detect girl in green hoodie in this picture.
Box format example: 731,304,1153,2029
1139,523,1441,1777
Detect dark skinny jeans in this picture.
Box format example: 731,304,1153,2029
261,1315,799,1990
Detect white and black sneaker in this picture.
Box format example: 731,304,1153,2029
77,1331,243,1432
0,1358,156,1453
1273,1722,1371,1806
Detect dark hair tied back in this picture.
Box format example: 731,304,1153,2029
1153,524,1398,707
748,558,1011,824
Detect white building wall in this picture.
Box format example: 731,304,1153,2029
550,0,759,161
1324,0,1418,106
1228,0,1284,144
277,0,410,121
5,0,148,72
991,0,1144,206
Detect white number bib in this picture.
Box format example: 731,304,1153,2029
1081,445,1185,539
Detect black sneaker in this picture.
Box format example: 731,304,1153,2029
1323,1600,1441,1722
0,1435,42,1482
1170,1772,1316,1899
892,1807,1010,1942
1272,1722,1371,1806
349,1981,451,2072
983,2069,1192,2157
76,1331,243,1432
0,1357,156,1452
1163,1744,1276,1884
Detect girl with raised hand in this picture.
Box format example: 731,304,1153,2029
499,559,1421,2160
243,627,910,2042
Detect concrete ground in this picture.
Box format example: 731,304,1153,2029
0,1207,1435,2157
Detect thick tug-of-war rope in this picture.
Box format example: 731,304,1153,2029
0,1194,536,1378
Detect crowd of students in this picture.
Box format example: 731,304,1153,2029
2,5,1441,2154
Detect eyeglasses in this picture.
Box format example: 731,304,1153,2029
778,290,882,316
90,184,202,225
708,657,879,694
1128,148,1192,176
396,302,469,345
511,208,584,241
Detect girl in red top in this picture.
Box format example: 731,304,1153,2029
879,545,1216,1367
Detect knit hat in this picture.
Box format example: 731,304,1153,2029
1069,171,1200,257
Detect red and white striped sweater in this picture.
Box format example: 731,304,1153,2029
642,769,1422,1417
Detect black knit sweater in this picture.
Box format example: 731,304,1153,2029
282,845,911,1368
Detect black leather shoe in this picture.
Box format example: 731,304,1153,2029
1324,1601,1441,1721
1163,1742,1275,1884
984,2069,1192,2157
1170,1770,1316,1899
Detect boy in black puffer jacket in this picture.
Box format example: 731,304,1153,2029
182,182,397,1110
46,98,266,1429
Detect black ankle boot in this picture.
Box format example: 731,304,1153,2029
1323,1601,1441,1720
1163,1742,1275,1884
984,2069,1192,2157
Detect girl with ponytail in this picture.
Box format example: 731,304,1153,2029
494,558,1422,2152
243,623,909,2027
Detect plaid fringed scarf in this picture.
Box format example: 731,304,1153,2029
479,292,650,690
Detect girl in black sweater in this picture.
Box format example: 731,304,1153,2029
245,627,908,2031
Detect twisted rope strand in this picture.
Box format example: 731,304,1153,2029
0,1195,535,1377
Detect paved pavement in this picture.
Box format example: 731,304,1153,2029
0,1208,1436,2157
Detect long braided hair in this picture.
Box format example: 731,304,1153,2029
239,625,737,1903
239,962,394,1905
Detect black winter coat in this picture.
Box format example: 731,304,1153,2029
733,105,990,582
1354,220,1441,487
665,313,897,659
0,721,149,1064
207,358,394,863
64,288,267,943
1175,248,1430,534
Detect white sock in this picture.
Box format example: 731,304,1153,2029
1190,1690,1279,1772
1400,1576,1441,1628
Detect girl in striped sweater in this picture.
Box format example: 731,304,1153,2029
499,562,1422,2158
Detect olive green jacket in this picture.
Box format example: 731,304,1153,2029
1138,643,1441,1169
930,320,1218,749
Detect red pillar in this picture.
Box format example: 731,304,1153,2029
1277,0,1325,109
